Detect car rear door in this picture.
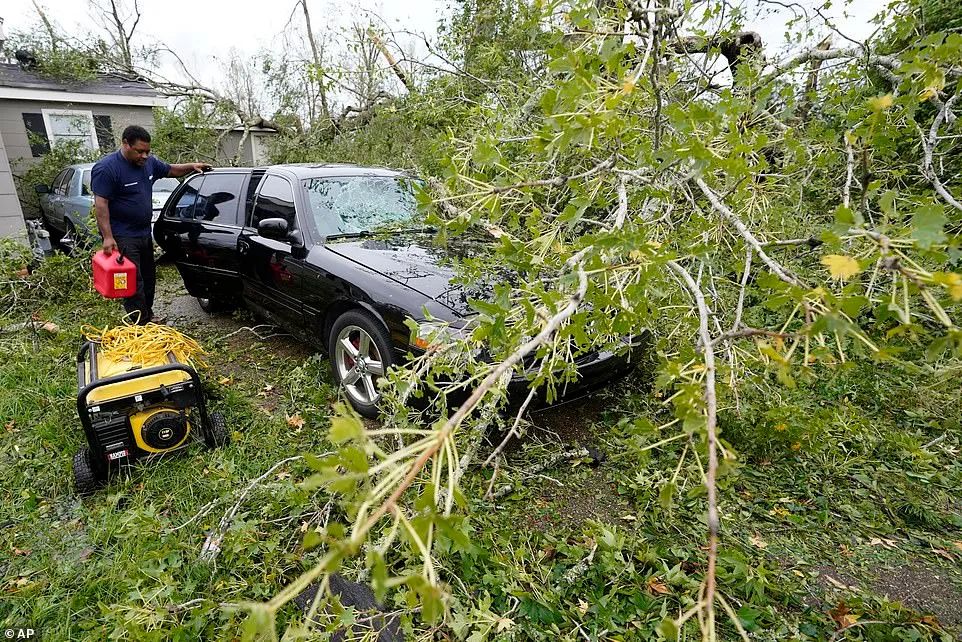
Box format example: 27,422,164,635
64,169,94,234
44,169,71,231
238,173,306,327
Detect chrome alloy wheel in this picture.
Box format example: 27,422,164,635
334,324,385,405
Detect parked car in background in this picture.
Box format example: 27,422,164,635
37,162,179,252
154,164,642,417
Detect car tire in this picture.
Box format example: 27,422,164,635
328,310,394,418
73,447,100,496
60,220,90,256
41,214,64,245
197,297,234,314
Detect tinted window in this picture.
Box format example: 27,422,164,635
302,176,420,236
50,169,68,194
55,169,74,196
191,173,244,226
251,175,296,229
244,171,265,226
170,175,203,219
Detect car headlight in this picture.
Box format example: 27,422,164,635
412,320,465,350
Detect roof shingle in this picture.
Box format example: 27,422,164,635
0,63,159,99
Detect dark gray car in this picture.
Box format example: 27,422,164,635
37,162,179,251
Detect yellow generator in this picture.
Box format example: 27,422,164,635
74,339,228,495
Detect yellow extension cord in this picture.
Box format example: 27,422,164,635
82,322,209,368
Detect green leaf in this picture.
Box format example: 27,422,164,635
303,529,323,551
329,411,364,444
912,204,947,248
657,617,679,639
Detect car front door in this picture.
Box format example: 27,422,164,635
239,174,305,328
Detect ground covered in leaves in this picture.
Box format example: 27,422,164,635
1,258,961,640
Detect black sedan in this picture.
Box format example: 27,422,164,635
154,164,639,416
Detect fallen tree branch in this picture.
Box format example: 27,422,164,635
693,177,804,287
920,92,962,213
668,260,719,638
266,249,592,615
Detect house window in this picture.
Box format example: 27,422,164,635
21,113,50,157
41,109,98,151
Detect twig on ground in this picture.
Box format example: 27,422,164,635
214,324,287,342
490,447,591,500
198,455,309,563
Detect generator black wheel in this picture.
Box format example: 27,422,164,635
206,411,230,449
73,447,100,496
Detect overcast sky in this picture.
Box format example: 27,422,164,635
1,0,884,91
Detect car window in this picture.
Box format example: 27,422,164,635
51,169,69,195
170,175,204,220
81,170,91,196
153,177,179,192
192,173,244,226
251,175,296,230
56,169,75,196
301,176,421,236
244,171,265,226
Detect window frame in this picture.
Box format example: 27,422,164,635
53,169,74,196
191,171,246,227
41,109,98,151
167,174,206,221
250,174,298,233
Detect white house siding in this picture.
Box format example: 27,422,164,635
0,127,27,240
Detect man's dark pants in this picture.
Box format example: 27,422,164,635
115,235,155,324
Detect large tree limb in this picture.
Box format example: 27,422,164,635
668,261,719,637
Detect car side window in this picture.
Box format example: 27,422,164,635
81,170,92,196
51,169,69,195
251,175,296,230
170,175,204,220
192,173,245,226
244,171,265,226
56,169,75,196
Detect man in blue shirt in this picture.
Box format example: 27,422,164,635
91,125,211,324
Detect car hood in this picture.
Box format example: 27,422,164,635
324,233,498,317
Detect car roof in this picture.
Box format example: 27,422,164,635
265,163,413,179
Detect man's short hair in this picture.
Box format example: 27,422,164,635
122,125,151,145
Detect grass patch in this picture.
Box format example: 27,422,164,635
1,250,960,640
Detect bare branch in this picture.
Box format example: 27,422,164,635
693,177,803,287
667,261,719,636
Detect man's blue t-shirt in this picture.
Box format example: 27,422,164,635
90,151,171,237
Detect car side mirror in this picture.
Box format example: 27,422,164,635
289,230,308,258
35,184,49,194
257,217,289,241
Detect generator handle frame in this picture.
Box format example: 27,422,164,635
76,340,216,448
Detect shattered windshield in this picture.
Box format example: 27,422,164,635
302,176,423,237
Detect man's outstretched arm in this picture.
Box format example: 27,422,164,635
94,195,117,255
167,162,213,178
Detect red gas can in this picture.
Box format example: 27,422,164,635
92,250,137,299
